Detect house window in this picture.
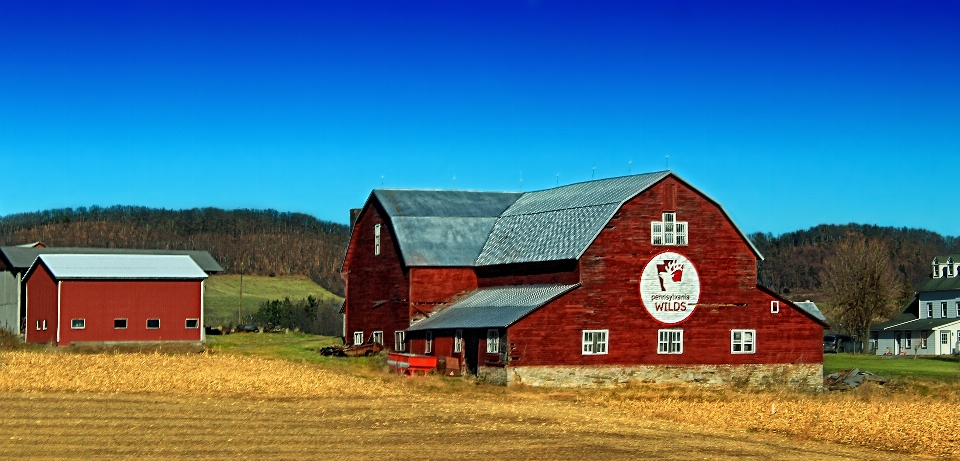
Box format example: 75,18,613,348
657,329,683,354
185,319,199,329
921,330,928,349
770,301,779,314
942,303,948,318
353,331,363,345
731,330,756,354
949,265,955,276
374,224,381,256
146,318,160,329
582,330,609,355
651,213,688,246
372,330,384,345
486,329,500,354
425,332,433,354
454,329,463,353
394,330,405,351
933,265,940,277
904,331,912,349
927,303,934,318
114,318,128,329
71,318,85,329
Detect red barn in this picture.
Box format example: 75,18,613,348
341,171,828,387
24,254,208,346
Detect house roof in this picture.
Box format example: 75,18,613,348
29,254,208,280
916,274,960,292
0,246,224,273
363,171,762,268
874,316,960,331
407,283,579,331
793,301,828,324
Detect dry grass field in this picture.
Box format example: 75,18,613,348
0,347,957,460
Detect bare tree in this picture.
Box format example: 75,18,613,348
821,235,902,354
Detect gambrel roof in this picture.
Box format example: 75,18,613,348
356,171,762,268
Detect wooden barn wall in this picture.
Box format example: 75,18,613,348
24,263,58,344
476,260,580,288
57,280,202,345
506,177,823,367
342,201,411,348
409,267,477,321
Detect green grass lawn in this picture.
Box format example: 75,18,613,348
204,275,342,327
824,353,960,379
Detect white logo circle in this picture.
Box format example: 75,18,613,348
639,252,701,324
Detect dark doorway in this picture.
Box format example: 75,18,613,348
464,330,479,375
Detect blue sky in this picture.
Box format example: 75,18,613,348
1,0,958,236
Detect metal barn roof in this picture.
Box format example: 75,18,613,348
793,301,828,324
33,254,208,280
407,283,579,331
0,246,224,273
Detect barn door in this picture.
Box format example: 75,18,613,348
464,330,479,376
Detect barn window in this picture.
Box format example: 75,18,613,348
146,318,160,329
657,329,683,354
353,331,364,345
582,330,609,355
374,224,381,256
35,320,41,331
114,318,128,329
651,213,688,246
71,318,85,329
770,301,779,314
454,329,463,353
185,319,200,329
42,320,47,331
372,330,384,345
486,329,500,354
425,332,433,354
731,330,755,354
394,330,405,351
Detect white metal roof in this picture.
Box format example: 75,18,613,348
35,254,208,280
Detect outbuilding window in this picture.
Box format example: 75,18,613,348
394,330,405,351
372,330,383,345
353,331,364,345
71,318,85,330
657,329,683,354
486,329,500,354
454,329,463,353
185,319,199,329
425,332,433,354
146,318,160,329
114,318,128,329
731,330,756,354
582,330,608,355
770,301,779,314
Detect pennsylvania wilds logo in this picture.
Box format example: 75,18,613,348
640,252,701,324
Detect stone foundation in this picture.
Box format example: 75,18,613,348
501,363,823,390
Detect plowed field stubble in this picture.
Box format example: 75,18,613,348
0,350,955,460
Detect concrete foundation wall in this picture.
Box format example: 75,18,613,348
503,363,824,389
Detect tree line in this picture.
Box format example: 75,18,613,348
0,206,350,296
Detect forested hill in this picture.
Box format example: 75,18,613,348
0,206,350,296
751,224,960,301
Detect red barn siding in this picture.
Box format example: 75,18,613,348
25,263,57,343
506,177,822,367
343,202,411,348
57,280,202,345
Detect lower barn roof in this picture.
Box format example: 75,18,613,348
31,254,208,280
407,283,579,331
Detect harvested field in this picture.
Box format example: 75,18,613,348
0,351,955,460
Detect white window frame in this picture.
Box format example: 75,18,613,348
394,330,405,351
582,330,609,355
454,329,463,353
42,319,47,331
71,318,85,330
114,318,128,330
374,224,381,256
185,318,200,329
35,320,41,331
425,332,433,354
770,301,779,314
942,302,948,318
942,331,950,346
372,330,383,345
657,329,683,354
651,212,688,246
651,221,664,245
948,264,955,276
731,329,756,354
927,303,934,318
904,331,912,349
921,330,928,349
486,329,500,354
353,331,364,345
146,318,161,330
933,265,940,277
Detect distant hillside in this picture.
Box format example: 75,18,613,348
0,206,350,296
751,224,960,302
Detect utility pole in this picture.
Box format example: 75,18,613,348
238,260,244,324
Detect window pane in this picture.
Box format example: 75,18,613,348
146,318,160,329
185,319,199,329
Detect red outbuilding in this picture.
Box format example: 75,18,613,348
341,171,828,388
24,254,208,346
